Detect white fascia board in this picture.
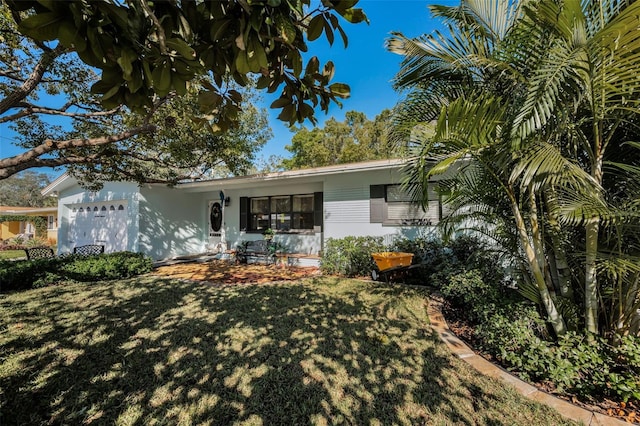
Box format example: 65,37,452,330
41,173,77,196
176,158,415,192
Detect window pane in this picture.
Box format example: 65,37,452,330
386,185,412,202
271,213,291,230
251,198,269,214
251,213,270,230
271,196,290,213
293,195,313,212
293,212,314,229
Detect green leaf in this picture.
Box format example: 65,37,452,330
151,61,172,95
323,61,335,81
210,19,231,42
256,76,271,89
117,48,137,79
331,0,359,14
335,22,348,48
307,15,324,42
57,21,86,51
328,82,350,98
270,97,291,108
166,38,197,60
235,51,250,74
18,11,63,40
339,8,368,24
305,56,319,75
172,74,188,96
291,51,303,76
323,18,334,46
198,90,222,111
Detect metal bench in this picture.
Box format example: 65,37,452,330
236,240,276,264
73,244,105,256
25,247,55,260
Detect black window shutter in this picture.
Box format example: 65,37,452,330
239,197,248,231
313,192,323,231
370,185,385,223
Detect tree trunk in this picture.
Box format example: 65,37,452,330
584,217,599,334
510,188,566,336
544,190,573,299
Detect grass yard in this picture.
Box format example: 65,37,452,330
0,250,25,260
0,277,575,425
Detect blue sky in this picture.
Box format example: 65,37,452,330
258,0,456,159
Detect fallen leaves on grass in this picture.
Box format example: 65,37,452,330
153,260,320,284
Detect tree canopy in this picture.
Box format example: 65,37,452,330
0,0,367,182
282,109,401,169
0,171,56,207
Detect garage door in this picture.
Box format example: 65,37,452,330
67,202,128,252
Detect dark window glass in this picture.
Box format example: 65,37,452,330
250,198,270,231
386,185,413,202
292,195,314,229
270,196,291,230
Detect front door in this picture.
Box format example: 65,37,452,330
208,199,225,252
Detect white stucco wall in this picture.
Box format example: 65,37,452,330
57,181,140,254
138,186,207,260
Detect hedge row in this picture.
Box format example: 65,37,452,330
0,252,153,292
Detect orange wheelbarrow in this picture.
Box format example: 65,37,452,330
371,252,420,282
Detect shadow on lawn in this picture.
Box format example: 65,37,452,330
0,278,569,425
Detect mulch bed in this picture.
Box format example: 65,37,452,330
442,302,639,425
153,259,320,284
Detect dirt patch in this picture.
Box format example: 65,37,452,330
153,260,320,284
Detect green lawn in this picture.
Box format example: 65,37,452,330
0,250,25,260
0,277,576,425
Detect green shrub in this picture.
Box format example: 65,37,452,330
439,269,504,323
392,237,447,268
321,236,385,277
476,306,640,401
0,252,153,292
0,257,59,291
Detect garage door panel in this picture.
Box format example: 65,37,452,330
67,202,128,253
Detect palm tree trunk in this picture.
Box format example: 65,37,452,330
529,189,556,296
545,190,573,299
510,187,566,335
585,126,604,335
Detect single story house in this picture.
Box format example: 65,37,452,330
42,159,446,265
0,206,58,244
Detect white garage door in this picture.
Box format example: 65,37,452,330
68,202,128,252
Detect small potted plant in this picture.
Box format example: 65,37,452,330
263,228,275,241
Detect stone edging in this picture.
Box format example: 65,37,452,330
427,297,631,426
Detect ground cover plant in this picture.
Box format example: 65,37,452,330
0,277,574,425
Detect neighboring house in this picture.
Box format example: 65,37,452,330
0,206,58,244
42,159,446,264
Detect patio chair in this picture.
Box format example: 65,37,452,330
25,246,55,260
73,244,105,256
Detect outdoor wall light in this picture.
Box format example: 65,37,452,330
224,197,231,207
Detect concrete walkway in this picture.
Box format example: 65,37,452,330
427,297,631,426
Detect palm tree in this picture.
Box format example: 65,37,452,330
388,0,640,337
